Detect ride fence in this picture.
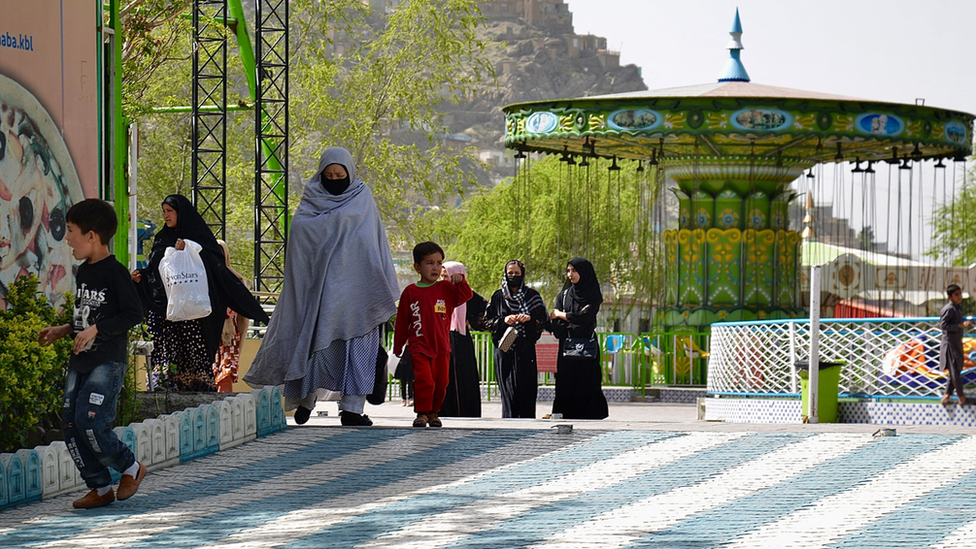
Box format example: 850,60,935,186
707,317,964,399
380,329,707,400
250,292,705,398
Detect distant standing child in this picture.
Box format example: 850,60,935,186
393,242,472,428
38,199,147,509
940,284,973,405
213,240,250,393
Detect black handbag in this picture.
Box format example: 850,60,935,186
562,335,598,360
367,344,389,405
393,352,415,382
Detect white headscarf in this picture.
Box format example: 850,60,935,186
444,261,467,335
244,147,399,387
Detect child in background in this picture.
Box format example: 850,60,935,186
213,240,250,392
39,199,147,508
393,242,472,428
940,284,973,405
393,352,415,406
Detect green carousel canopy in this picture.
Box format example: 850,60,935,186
500,10,975,329
503,9,972,170
503,80,973,168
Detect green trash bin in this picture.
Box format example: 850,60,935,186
796,360,844,423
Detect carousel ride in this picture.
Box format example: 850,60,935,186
502,9,974,331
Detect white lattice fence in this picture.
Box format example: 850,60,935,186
708,318,947,398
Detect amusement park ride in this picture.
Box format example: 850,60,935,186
503,9,974,330
82,0,291,292
186,0,290,293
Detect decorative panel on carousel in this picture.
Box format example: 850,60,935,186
714,189,742,230
775,230,800,308
693,190,714,229
706,228,741,306
744,190,770,230
673,189,692,229
743,229,776,307
677,229,706,306
770,192,793,230
664,230,679,304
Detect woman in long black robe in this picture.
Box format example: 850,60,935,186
132,195,268,391
549,257,608,419
484,260,548,418
441,261,487,417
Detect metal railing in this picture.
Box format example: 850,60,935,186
708,317,972,399
250,291,705,395
383,330,708,397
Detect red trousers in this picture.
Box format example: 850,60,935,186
411,353,449,414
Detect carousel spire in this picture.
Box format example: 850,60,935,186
718,8,750,82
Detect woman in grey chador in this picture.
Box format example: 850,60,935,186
940,284,973,406
244,147,398,426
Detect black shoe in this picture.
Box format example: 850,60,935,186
294,406,312,425
340,411,373,426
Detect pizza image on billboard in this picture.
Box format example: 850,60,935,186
0,74,84,306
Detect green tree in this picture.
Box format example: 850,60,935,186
422,155,666,315
289,0,493,229
928,166,976,266
131,0,494,276
118,0,194,117
857,225,875,251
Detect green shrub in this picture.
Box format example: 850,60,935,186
117,327,145,427
0,275,72,453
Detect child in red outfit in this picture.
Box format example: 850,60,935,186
393,242,473,428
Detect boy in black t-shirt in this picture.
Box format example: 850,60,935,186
39,199,146,509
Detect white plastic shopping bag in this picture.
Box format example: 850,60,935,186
158,239,212,321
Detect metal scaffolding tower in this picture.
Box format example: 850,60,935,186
192,0,229,239
254,0,289,292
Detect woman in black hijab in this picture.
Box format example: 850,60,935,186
484,259,548,418
132,194,268,391
549,257,608,419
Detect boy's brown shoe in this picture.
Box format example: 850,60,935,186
413,413,428,428
73,488,115,509
117,462,146,500
427,413,443,428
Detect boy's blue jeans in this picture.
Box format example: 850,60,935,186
62,361,136,489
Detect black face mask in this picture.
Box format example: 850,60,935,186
506,274,524,288
322,176,350,195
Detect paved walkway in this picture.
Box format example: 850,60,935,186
3,401,976,548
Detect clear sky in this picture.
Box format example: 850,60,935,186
565,0,976,261
568,0,976,116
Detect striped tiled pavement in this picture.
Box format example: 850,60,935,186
2,420,976,549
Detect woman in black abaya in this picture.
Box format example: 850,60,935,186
549,257,608,419
132,194,268,391
484,260,548,418
439,261,486,418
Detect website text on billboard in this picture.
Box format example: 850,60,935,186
0,32,33,51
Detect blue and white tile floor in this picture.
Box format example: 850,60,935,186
3,420,976,548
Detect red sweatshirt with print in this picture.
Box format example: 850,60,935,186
393,277,473,360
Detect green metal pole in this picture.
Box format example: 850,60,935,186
227,0,287,234
152,104,253,114
110,0,129,265
226,1,255,98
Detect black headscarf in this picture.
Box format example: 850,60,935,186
500,259,546,337
140,194,223,313
151,194,224,260
562,257,603,312
136,194,269,364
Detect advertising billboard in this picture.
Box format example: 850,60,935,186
0,0,97,305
